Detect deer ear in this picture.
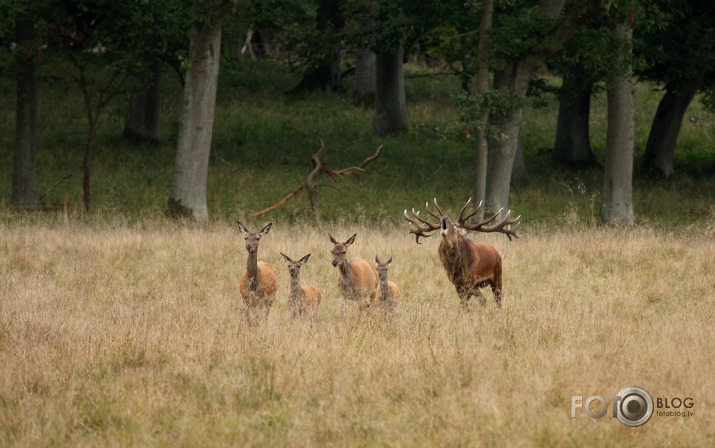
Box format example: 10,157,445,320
237,220,248,235
260,223,272,236
375,255,381,265
387,256,393,265
345,233,357,246
328,233,338,245
300,254,311,264
280,252,292,263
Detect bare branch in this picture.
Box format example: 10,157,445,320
251,145,384,218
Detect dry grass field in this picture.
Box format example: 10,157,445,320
1,220,714,447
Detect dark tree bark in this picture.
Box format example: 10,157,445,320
602,23,635,225
290,0,345,93
353,48,376,108
374,43,408,136
473,0,493,220
12,18,38,208
123,57,162,143
641,78,701,177
553,71,600,168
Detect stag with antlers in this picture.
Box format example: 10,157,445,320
404,198,521,309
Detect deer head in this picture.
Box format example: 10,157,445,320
329,233,356,267
237,221,272,253
280,253,311,277
374,256,393,283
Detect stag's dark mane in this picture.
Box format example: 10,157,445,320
439,234,476,288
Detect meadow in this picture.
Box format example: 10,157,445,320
0,221,713,447
1,59,714,446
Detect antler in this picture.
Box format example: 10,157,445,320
404,207,441,244
459,201,522,240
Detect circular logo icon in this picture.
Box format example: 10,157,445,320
615,386,654,427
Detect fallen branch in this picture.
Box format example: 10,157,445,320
251,145,384,219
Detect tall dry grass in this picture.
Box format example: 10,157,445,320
1,221,713,447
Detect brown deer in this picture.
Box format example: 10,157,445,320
329,233,380,311
404,198,521,308
375,256,402,307
280,253,321,318
237,221,278,324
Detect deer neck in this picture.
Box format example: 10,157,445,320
337,259,358,296
288,274,302,303
338,259,351,281
439,235,474,285
246,250,259,290
379,277,391,301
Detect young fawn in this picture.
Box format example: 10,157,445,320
375,256,402,307
280,253,321,318
237,221,278,324
329,233,380,311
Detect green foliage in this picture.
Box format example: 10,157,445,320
635,0,715,84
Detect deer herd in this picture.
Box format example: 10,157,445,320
238,198,521,324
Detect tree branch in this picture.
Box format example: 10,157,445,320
251,145,384,218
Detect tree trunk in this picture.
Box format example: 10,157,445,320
485,64,533,216
554,72,600,168
473,0,493,220
641,79,701,177
169,3,235,219
486,106,523,215
12,18,38,208
290,0,344,93
123,58,162,143
353,48,376,108
601,23,635,225
374,43,408,136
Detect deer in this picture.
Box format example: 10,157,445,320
237,221,278,324
404,198,521,309
329,233,380,311
375,256,402,308
280,253,321,318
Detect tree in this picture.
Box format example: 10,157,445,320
123,58,163,143
548,20,611,169
484,0,601,217
122,0,191,144
641,79,702,177
374,43,407,136
353,48,376,107
169,0,241,219
371,1,408,136
289,0,345,93
553,71,600,167
637,0,715,177
12,14,38,208
601,22,635,225
473,0,493,220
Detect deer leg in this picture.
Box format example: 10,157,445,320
245,305,258,327
457,286,471,309
475,288,487,307
492,284,502,308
